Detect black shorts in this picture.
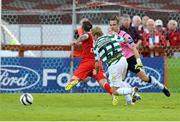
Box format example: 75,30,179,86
127,56,140,74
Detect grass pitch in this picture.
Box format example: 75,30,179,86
168,58,180,92
0,93,180,121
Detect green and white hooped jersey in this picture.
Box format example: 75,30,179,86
93,34,125,65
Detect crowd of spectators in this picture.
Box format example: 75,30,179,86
118,14,180,57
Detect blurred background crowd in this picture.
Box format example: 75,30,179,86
118,14,179,57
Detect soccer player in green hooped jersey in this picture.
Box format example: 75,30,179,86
92,26,139,105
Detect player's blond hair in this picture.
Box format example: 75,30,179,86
91,26,103,37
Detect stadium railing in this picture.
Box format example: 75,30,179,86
2,44,180,57
1,44,82,57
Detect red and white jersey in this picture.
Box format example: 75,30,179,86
142,31,167,48
168,30,180,46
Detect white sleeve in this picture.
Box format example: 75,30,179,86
93,44,100,61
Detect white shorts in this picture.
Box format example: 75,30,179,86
108,57,128,87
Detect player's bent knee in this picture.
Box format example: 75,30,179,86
98,79,107,88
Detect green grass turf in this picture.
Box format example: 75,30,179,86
167,58,180,92
0,93,180,121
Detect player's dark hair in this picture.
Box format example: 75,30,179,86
109,15,120,25
82,20,92,32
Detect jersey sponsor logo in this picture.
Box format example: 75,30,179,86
0,65,40,91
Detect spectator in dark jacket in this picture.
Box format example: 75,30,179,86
120,14,142,48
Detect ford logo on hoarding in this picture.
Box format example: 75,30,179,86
125,66,161,90
0,65,40,91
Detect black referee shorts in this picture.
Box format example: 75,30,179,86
127,56,141,74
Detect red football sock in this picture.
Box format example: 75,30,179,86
69,79,79,82
104,83,112,95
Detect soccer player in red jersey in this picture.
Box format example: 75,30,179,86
71,18,88,57
65,19,112,96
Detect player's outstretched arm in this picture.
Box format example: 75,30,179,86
131,45,144,70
